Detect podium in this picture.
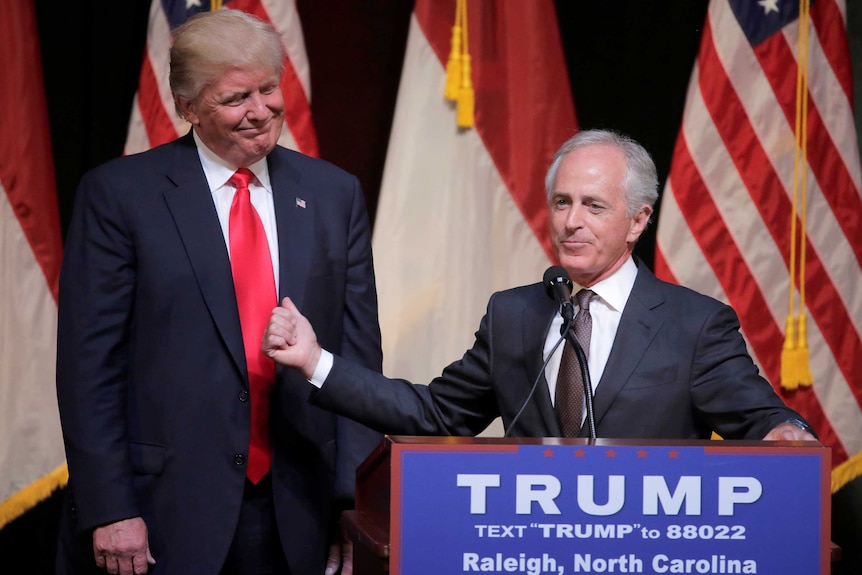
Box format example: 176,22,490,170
344,436,832,575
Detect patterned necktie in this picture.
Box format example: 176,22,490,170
555,289,595,437
228,168,276,483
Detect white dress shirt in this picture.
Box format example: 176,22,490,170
544,257,638,420
193,130,279,294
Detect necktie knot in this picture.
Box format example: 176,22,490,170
575,289,594,311
229,168,255,190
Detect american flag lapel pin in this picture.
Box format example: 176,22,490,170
295,197,307,209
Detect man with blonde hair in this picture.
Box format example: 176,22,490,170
56,9,382,575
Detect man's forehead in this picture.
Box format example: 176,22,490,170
553,148,626,189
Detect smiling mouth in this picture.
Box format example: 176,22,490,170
240,115,278,129
560,238,589,246
239,124,275,137
559,241,594,256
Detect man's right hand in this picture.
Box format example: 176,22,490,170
263,297,322,379
93,516,156,575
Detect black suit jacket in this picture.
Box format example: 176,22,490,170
314,259,803,441
56,134,382,574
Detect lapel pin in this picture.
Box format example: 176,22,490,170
295,197,307,209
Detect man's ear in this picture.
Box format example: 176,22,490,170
175,96,199,125
628,205,652,244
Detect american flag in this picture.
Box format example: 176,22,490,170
656,0,862,472
125,0,318,157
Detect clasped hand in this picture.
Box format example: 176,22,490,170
263,297,322,379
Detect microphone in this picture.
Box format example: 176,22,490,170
543,266,575,326
507,267,574,437
542,266,597,439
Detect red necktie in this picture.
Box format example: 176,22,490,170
228,168,276,483
556,289,594,437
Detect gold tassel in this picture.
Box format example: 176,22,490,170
781,0,813,390
781,315,799,390
457,54,475,128
444,20,463,101
780,318,799,390
446,0,474,129
794,314,814,386
793,0,814,387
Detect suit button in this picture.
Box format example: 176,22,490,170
238,389,249,402
234,454,245,466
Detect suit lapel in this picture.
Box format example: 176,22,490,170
162,136,246,376
268,150,313,310
589,263,665,431
520,290,563,437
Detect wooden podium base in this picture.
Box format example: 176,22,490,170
343,510,389,574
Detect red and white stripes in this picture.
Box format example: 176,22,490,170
657,0,862,467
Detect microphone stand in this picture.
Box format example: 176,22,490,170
561,322,596,440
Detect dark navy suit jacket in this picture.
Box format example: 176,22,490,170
314,259,803,441
56,133,382,574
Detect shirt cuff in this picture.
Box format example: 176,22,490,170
308,349,334,388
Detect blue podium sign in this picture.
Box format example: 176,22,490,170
387,439,830,575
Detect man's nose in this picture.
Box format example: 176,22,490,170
245,93,269,119
565,205,583,229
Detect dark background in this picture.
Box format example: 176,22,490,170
3,1,860,573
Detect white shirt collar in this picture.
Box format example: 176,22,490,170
573,256,638,311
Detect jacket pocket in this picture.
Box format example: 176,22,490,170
623,364,679,389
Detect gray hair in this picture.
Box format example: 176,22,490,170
545,129,659,218
169,9,284,116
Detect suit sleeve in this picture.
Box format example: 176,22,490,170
315,293,501,437
689,302,807,440
332,177,384,506
56,169,139,532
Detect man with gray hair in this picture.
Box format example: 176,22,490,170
261,129,816,444
56,9,382,575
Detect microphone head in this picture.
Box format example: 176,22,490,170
543,266,573,299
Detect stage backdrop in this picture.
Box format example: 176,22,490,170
1,1,860,573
